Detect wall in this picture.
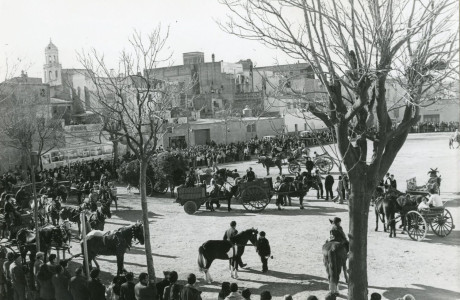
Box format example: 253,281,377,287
161,117,284,147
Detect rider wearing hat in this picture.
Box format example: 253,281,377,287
329,217,349,252
223,221,247,268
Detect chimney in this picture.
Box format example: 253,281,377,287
212,54,215,63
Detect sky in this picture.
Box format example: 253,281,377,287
0,0,296,79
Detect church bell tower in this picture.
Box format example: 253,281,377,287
43,39,62,86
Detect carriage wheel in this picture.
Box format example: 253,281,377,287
430,209,453,237
315,157,334,173
240,186,269,212
146,177,154,196
288,163,301,174
406,211,427,241
184,201,197,215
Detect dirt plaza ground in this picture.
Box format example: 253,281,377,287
64,133,460,300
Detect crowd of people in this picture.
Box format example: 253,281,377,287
411,121,459,133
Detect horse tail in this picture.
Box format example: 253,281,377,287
328,248,339,286
197,245,207,272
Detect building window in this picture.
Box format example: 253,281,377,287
304,123,307,131
295,124,298,132
423,114,440,123
247,124,256,132
55,70,58,78
49,71,52,80
49,56,52,63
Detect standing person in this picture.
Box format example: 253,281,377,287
3,252,15,300
223,221,246,268
224,283,244,300
0,250,6,299
156,271,170,300
10,255,26,300
342,175,350,201
134,272,156,300
305,157,315,175
36,265,55,300
88,268,106,300
34,252,44,277
26,252,37,300
15,186,27,209
69,267,89,300
119,272,136,300
52,265,72,300
256,231,271,273
389,174,397,190
180,274,202,300
324,172,334,201
332,176,343,204
163,271,182,300
314,170,324,199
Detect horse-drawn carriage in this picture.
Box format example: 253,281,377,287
403,168,453,241
288,152,335,174
176,177,273,214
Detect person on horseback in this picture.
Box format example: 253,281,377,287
223,221,247,268
329,217,349,252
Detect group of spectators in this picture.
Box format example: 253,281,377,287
411,121,459,133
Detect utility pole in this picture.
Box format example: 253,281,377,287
30,151,40,251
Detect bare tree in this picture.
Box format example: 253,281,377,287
78,26,186,280
220,0,458,298
0,91,65,170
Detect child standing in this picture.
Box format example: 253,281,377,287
256,231,271,273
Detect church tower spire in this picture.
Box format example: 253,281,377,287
43,40,62,86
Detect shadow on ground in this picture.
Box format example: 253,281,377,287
112,210,164,222
372,284,460,300
194,205,347,217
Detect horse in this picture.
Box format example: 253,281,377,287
88,208,107,231
322,240,348,296
60,206,88,238
82,222,144,275
207,183,239,212
29,195,48,226
45,197,62,226
375,189,419,237
16,221,72,264
449,134,460,149
197,228,258,283
258,156,282,176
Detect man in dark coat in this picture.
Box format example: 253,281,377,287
70,267,89,300
246,168,255,182
315,170,324,199
15,186,27,209
156,271,170,300
324,172,334,201
305,157,315,175
88,268,106,300
256,231,271,273
180,274,202,300
120,272,136,300
163,271,182,300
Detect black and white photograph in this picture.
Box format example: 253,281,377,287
0,0,459,299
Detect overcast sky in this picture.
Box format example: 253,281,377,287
0,0,297,79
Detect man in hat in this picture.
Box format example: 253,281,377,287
256,231,271,273
223,221,247,268
329,217,349,252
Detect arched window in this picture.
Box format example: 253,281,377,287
49,56,52,63
49,71,52,80
55,70,58,78
54,55,56,62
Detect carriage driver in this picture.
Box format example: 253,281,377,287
329,217,349,252
427,188,443,208
223,221,247,268
246,168,255,182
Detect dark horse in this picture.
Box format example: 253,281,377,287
197,228,258,283
375,188,419,237
16,221,72,264
82,222,144,275
88,208,108,231
207,184,239,212
60,206,91,238
322,240,348,296
258,156,282,176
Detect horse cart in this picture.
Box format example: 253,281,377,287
404,171,452,241
288,153,335,174
176,178,273,215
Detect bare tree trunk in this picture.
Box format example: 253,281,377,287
139,158,156,280
113,140,119,168
347,177,372,300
